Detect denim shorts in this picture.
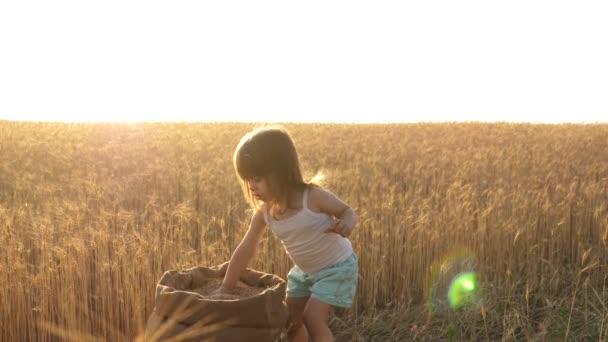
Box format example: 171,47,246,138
286,253,358,308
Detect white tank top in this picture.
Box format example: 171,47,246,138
262,187,353,274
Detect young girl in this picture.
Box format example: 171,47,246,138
217,125,358,342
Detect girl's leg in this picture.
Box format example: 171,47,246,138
302,298,335,342
286,296,310,342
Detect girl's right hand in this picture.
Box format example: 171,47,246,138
210,284,235,297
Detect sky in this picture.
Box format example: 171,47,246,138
0,1,607,124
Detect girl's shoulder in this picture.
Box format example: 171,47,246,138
306,184,333,213
306,183,332,198
306,184,350,217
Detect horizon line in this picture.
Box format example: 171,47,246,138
2,118,607,125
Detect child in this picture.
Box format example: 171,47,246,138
217,125,358,342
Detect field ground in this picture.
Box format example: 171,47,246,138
1,121,607,341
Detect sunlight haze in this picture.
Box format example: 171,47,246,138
1,1,607,123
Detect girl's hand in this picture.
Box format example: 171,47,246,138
325,218,352,238
210,284,235,297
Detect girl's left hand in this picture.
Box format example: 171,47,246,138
210,285,235,297
325,218,352,238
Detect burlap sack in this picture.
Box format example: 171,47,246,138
144,262,288,342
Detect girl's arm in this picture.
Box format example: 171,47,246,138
310,187,357,237
220,208,266,291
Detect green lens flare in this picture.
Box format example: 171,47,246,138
448,272,478,309
426,253,482,314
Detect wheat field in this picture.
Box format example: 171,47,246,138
1,121,607,341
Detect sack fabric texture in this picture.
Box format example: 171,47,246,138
145,262,288,341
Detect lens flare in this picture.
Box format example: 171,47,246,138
448,271,478,309
426,250,482,314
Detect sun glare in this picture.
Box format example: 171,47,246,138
1,1,607,124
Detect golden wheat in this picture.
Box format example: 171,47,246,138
1,121,607,341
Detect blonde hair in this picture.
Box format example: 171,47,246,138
233,125,323,215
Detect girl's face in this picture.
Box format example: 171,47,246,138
247,177,271,202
